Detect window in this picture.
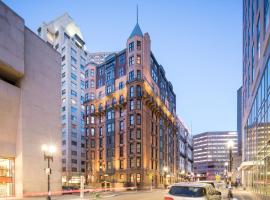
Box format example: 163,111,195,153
71,48,77,56
137,41,141,50
257,16,261,59
137,114,141,125
130,158,135,168
71,73,77,81
80,65,85,71
136,174,141,183
119,81,124,90
91,140,95,148
130,100,134,110
137,70,141,79
129,42,134,52
119,54,126,65
71,159,77,164
265,0,269,31
120,134,124,144
85,80,89,89
120,147,124,157
119,67,124,76
90,92,95,100
91,128,95,136
90,69,95,77
62,72,66,78
136,55,141,64
137,143,141,154
120,160,124,169
99,127,103,137
120,121,124,131
62,56,65,61
120,95,124,103
71,106,77,113
130,143,135,154
62,89,66,95
91,116,95,124
71,57,77,65
71,81,77,88
71,141,77,146
71,65,76,72
137,100,141,110
136,158,141,167
130,129,135,139
99,67,104,75
91,80,95,88
137,129,141,139
130,86,134,98
85,70,89,78
129,71,134,81
90,104,95,113
71,90,77,97
129,56,134,66
71,151,77,156
136,85,142,97
130,115,134,125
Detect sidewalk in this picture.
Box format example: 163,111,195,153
3,189,163,200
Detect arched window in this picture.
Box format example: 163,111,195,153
136,85,142,97
130,86,134,98
137,114,141,125
90,104,95,113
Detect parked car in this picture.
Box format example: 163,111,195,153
164,182,222,200
196,181,222,197
62,185,80,194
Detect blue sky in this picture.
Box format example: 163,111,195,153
4,0,242,135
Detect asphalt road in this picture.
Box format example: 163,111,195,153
16,189,259,200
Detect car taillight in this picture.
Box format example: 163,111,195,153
164,197,174,200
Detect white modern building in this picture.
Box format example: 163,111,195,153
0,2,61,198
193,131,238,180
38,13,88,185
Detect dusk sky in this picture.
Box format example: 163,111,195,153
4,0,242,135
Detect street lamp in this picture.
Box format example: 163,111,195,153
227,140,234,187
163,166,168,188
41,144,56,200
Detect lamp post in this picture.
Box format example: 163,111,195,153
163,166,168,188
224,162,228,185
41,144,56,200
227,140,234,188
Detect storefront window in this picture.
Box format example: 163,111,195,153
0,158,15,197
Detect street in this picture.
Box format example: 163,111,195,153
11,189,260,200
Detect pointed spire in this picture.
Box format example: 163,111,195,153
129,5,143,39
137,4,139,24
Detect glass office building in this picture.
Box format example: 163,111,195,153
241,0,270,198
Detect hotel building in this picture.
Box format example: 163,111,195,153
84,21,180,188
241,0,270,198
38,14,88,185
193,131,238,180
0,2,61,197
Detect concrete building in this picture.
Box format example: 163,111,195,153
38,14,88,185
0,1,61,198
237,87,242,156
175,117,194,181
193,131,238,180
241,0,270,198
84,19,181,189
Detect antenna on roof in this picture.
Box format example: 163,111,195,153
137,4,139,24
